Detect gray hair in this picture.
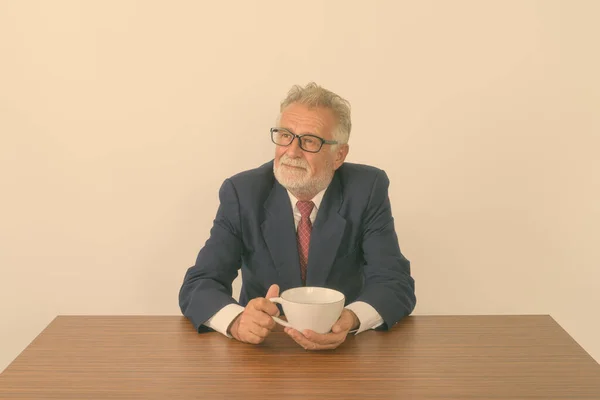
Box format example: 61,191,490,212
279,82,352,145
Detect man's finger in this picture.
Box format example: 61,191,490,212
286,328,317,349
247,322,270,339
302,329,346,345
253,312,277,330
285,328,339,351
265,284,280,299
253,298,280,316
238,329,264,345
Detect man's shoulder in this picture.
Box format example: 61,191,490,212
228,160,274,181
336,162,385,183
335,162,390,201
225,160,275,195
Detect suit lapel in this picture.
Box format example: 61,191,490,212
306,174,347,287
261,181,303,288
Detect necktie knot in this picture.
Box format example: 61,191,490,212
297,201,315,218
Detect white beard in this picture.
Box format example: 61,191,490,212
273,155,334,199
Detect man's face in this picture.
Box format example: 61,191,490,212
273,103,348,198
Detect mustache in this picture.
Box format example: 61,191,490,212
279,156,309,169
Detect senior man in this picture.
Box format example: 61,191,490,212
179,82,416,350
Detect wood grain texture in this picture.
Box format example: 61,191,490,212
1,315,599,399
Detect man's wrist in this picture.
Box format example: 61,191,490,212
345,301,383,334
227,314,240,339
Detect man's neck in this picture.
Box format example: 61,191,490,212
289,189,317,202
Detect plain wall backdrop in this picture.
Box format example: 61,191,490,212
1,0,598,372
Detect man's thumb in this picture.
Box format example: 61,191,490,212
331,311,353,333
331,322,342,334
265,284,280,299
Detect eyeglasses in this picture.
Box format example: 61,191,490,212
270,128,338,153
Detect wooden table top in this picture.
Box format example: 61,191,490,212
1,315,599,399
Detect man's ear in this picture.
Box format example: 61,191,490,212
333,144,349,170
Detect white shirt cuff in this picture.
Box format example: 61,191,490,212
345,301,384,335
203,304,245,338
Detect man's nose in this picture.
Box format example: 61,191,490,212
286,136,303,158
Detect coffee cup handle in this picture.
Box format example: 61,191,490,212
268,297,292,328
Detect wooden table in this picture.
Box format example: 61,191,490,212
1,315,599,399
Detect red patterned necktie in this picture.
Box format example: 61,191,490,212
296,201,315,285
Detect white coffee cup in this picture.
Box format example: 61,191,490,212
269,287,345,334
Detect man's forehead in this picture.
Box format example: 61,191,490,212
280,104,335,134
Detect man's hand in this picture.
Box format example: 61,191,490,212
285,309,360,350
228,284,280,344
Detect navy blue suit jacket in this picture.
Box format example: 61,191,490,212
179,161,416,332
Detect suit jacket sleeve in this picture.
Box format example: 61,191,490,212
179,178,243,332
355,170,416,329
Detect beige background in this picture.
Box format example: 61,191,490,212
1,0,598,372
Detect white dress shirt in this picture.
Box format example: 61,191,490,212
203,188,384,337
